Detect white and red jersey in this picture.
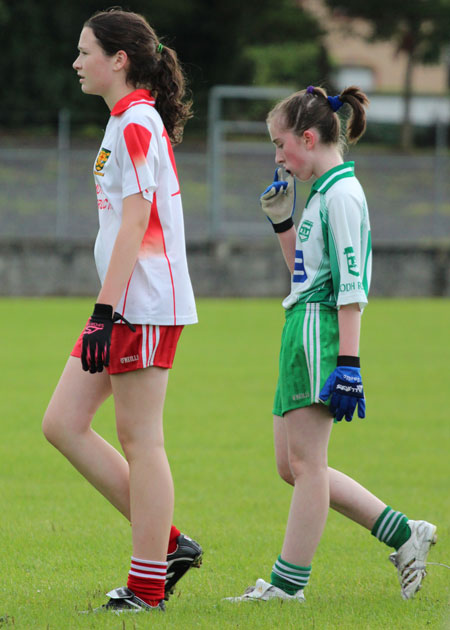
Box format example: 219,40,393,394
92,89,197,325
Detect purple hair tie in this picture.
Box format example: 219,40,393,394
327,95,344,112
306,85,315,94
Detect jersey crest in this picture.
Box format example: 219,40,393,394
94,148,112,175
299,220,313,242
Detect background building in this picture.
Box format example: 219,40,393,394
301,0,449,94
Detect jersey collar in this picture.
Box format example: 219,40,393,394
111,89,156,116
305,161,355,207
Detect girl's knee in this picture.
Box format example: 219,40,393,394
288,455,328,481
276,460,295,485
42,409,62,446
118,426,165,463
42,407,91,448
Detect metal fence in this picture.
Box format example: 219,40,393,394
0,108,448,245
206,85,450,244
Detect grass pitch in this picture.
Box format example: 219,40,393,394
0,297,449,630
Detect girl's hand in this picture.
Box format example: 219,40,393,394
260,167,296,233
319,357,365,422
81,303,115,373
81,305,136,373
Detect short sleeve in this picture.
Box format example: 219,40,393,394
327,193,370,310
118,121,158,199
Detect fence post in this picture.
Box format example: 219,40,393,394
56,108,70,238
207,87,223,240
206,86,293,240
433,116,447,240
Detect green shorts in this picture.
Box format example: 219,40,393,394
273,302,339,417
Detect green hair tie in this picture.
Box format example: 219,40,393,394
157,43,164,53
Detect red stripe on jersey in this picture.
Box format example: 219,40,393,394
140,196,164,256
121,262,137,317
140,196,177,324
123,123,152,191
162,128,180,196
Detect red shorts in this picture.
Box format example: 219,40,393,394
71,323,184,374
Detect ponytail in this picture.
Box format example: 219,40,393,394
267,84,369,148
339,86,370,144
152,45,193,145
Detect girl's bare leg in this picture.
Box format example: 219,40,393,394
42,356,131,518
274,414,386,531
111,366,172,560
281,404,333,566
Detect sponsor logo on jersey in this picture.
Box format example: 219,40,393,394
293,249,308,284
339,281,365,293
344,246,359,276
96,184,113,211
299,220,313,242
94,148,111,175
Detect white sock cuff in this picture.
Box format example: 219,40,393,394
131,556,168,568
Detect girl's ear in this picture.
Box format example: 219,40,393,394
303,129,317,149
114,50,128,71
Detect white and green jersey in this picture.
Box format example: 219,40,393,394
283,161,372,311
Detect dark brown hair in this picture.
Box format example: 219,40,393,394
267,85,369,148
85,8,192,145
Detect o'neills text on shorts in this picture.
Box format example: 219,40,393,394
120,355,139,365
292,392,309,401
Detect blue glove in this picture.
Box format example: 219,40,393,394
319,357,365,422
260,167,296,233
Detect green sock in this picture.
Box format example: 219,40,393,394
270,556,311,595
371,506,411,550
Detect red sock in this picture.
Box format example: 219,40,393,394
127,557,167,606
168,525,181,554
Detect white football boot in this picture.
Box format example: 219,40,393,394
225,578,305,602
389,519,437,600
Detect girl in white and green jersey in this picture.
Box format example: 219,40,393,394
227,86,436,603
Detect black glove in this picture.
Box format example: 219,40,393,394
81,303,136,373
81,303,114,373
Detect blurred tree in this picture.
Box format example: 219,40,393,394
0,0,328,136
241,1,328,89
0,0,109,127
323,0,450,150
0,0,7,24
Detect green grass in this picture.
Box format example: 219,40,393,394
0,297,449,630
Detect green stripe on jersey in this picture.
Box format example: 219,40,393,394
305,162,355,207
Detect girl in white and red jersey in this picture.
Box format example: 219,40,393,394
43,8,201,613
